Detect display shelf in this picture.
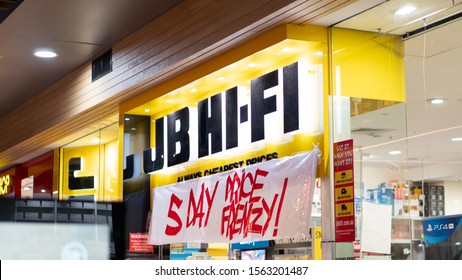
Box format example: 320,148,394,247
15,199,56,222
271,241,311,250
14,199,112,224
391,216,422,241
391,238,417,244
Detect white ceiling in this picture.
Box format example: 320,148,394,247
0,0,182,117
335,0,462,35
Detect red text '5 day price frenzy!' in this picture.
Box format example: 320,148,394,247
148,151,319,245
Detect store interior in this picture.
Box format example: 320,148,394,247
337,1,462,214
333,0,462,259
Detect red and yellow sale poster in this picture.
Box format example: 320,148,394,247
333,139,355,242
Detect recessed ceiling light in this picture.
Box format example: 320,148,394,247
91,137,100,144
389,150,402,155
426,97,447,104
34,49,58,58
362,153,376,159
395,6,417,16
451,137,462,142
144,108,150,113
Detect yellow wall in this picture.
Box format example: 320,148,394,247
331,27,406,102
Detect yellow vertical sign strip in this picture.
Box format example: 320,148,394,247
58,147,64,200
52,148,60,199
118,116,125,202
313,227,323,260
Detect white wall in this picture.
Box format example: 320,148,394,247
443,181,462,215
355,164,408,196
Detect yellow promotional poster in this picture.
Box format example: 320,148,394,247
121,25,329,188
335,185,354,201
335,202,354,218
334,170,353,185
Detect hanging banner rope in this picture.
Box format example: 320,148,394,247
148,150,320,245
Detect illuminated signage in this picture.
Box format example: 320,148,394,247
0,175,11,195
124,61,321,181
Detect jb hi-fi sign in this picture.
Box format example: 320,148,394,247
124,61,320,181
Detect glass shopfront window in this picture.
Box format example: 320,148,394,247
58,122,120,202
331,9,462,260
330,26,406,260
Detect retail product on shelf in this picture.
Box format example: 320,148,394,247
423,185,445,217
365,180,424,218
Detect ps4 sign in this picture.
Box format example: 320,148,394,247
124,61,322,180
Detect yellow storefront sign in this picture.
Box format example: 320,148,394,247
121,24,330,188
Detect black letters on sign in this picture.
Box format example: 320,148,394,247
226,87,238,149
123,154,135,180
198,93,223,158
124,154,141,180
250,69,278,142
167,107,190,166
68,157,94,190
143,118,165,174
283,62,299,133
124,61,302,177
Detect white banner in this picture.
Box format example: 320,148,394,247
148,151,319,245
